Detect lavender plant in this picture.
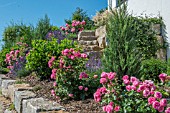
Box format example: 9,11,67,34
46,30,66,43
86,52,103,72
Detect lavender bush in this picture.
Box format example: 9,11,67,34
86,52,103,72
46,30,66,43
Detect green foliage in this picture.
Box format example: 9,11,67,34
51,49,99,100
102,4,142,79
0,46,19,74
26,38,76,79
141,58,167,82
133,16,162,59
65,7,95,30
167,58,170,76
35,14,52,40
2,22,35,48
8,103,15,111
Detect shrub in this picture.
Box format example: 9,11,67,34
5,41,30,78
167,58,170,76
0,48,12,73
26,38,77,79
45,30,66,43
49,48,100,100
141,58,167,83
65,7,95,30
94,72,169,113
102,4,142,79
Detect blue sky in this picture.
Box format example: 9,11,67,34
0,0,107,48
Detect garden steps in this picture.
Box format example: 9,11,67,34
0,74,66,113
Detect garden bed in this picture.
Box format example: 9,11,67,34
20,75,103,113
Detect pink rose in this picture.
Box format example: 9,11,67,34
154,91,162,99
114,106,120,112
130,76,137,83
132,80,139,86
10,51,14,54
93,75,98,79
81,20,86,25
78,86,83,90
158,106,164,112
139,85,145,91
143,89,150,97
52,69,57,74
102,105,107,112
51,90,55,96
94,92,101,102
137,88,141,92
81,53,87,58
123,79,130,85
122,75,129,80
100,78,108,84
131,85,136,91
98,87,107,94
148,97,156,105
84,87,88,91
160,98,167,107
152,101,160,110
71,27,75,33
70,55,75,60
126,85,131,91
108,72,116,80
68,94,74,97
106,104,113,113
50,73,56,79
53,82,57,87
109,102,114,106
159,73,167,83
101,72,108,78
165,107,170,113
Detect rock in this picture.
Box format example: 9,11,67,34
156,49,166,61
78,31,95,39
157,36,164,46
14,91,36,113
1,80,16,97
152,24,161,35
95,26,107,48
4,109,17,113
79,40,98,45
78,36,97,41
22,98,64,113
0,74,9,90
8,84,33,102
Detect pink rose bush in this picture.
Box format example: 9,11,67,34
60,20,86,35
94,72,170,113
49,48,99,100
5,41,29,76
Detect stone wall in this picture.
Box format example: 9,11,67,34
0,74,66,113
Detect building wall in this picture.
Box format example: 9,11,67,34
109,0,170,58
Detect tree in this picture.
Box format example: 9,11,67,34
65,7,95,30
102,4,142,80
35,14,52,40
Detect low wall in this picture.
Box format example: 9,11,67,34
0,74,66,113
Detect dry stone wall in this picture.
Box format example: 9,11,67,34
0,74,66,113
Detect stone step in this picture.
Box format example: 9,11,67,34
23,98,64,113
85,51,103,57
79,40,98,46
78,31,95,37
78,36,97,41
83,45,103,52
